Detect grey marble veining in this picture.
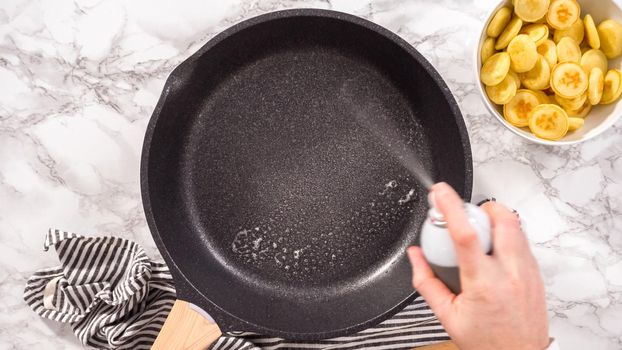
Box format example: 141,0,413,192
1,0,621,349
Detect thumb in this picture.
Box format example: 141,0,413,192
407,246,455,322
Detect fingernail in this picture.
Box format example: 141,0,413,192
432,182,450,199
433,182,449,191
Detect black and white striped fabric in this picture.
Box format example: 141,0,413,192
211,298,449,350
24,229,176,349
24,229,449,349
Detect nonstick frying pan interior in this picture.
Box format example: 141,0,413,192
142,9,471,339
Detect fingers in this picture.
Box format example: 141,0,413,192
407,246,454,321
480,201,530,259
432,183,485,276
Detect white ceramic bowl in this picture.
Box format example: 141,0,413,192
475,0,622,145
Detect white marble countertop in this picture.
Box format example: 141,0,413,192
1,0,621,349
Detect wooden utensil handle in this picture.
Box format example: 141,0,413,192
416,341,458,349
152,300,222,350
152,300,455,350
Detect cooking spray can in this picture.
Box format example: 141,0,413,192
420,193,492,294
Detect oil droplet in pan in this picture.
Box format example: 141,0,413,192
398,189,417,205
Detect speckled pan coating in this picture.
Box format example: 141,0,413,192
141,8,472,340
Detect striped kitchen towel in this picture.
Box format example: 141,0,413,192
23,229,176,349
24,229,449,349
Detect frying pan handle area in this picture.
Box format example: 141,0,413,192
416,341,459,349
152,299,222,350
171,271,252,334
150,299,459,349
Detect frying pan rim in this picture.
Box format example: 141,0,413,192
140,8,472,340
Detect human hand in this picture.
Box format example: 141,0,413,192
407,182,549,350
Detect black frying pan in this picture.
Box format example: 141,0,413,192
141,9,472,341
